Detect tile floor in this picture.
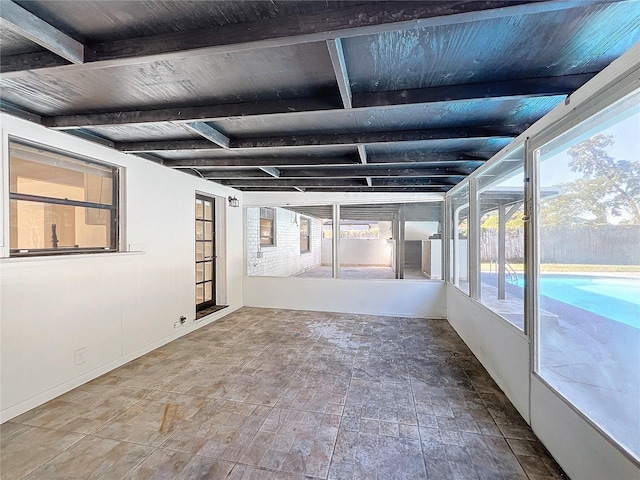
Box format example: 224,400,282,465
1,307,566,479
296,266,429,280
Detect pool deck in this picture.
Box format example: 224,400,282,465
478,272,640,459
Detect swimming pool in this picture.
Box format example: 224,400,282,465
509,275,640,329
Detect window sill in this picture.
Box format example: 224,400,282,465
0,250,145,263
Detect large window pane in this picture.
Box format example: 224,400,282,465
247,206,330,277
536,89,640,459
403,203,442,280
340,205,393,280
9,141,117,255
10,200,112,251
337,202,440,280
478,146,525,330
10,148,113,205
300,217,311,253
450,185,470,293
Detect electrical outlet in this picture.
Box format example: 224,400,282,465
174,320,182,328
74,347,86,366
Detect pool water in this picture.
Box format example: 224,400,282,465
509,275,640,329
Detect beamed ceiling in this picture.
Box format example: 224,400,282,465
1,0,639,193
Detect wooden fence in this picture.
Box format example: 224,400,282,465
481,225,639,265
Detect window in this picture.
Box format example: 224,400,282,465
259,207,275,246
449,184,470,293
535,88,640,460
247,206,330,278
477,146,525,330
300,217,310,253
9,141,118,256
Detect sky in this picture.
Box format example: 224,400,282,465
541,106,640,187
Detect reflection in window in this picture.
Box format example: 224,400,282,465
450,185,470,293
477,146,525,330
337,203,440,280
247,206,329,277
246,203,442,279
300,217,311,253
9,141,118,256
536,89,640,459
259,207,275,246
340,206,394,280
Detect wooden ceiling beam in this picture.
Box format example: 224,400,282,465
238,186,452,193
118,139,221,153
161,153,488,168
42,97,342,130
229,127,521,149
201,168,469,180
2,1,586,75
179,122,230,149
259,167,281,178
357,145,373,187
352,73,595,107
236,186,451,193
40,74,586,130
116,127,520,152
326,38,352,109
163,156,361,168
218,179,369,188
0,0,84,65
216,177,461,188
370,152,493,163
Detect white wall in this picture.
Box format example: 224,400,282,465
0,114,245,422
245,276,446,318
333,221,393,266
446,286,530,420
530,377,639,480
405,221,438,240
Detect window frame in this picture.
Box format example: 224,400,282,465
300,216,311,253
259,207,276,247
8,139,120,257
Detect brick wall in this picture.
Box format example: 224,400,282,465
247,207,322,276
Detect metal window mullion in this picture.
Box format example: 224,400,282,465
524,138,539,364
111,167,119,251
468,179,480,300
9,192,115,210
442,199,449,282
332,204,340,278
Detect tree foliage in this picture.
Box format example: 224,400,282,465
540,134,640,225
481,207,525,230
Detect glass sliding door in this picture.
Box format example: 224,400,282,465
196,195,216,311
535,88,640,460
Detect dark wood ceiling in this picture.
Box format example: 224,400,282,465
2,0,639,193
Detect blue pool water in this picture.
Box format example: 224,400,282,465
509,275,640,329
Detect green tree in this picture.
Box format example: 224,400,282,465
541,134,640,225
481,207,525,230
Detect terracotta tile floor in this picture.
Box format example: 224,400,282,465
1,307,566,479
